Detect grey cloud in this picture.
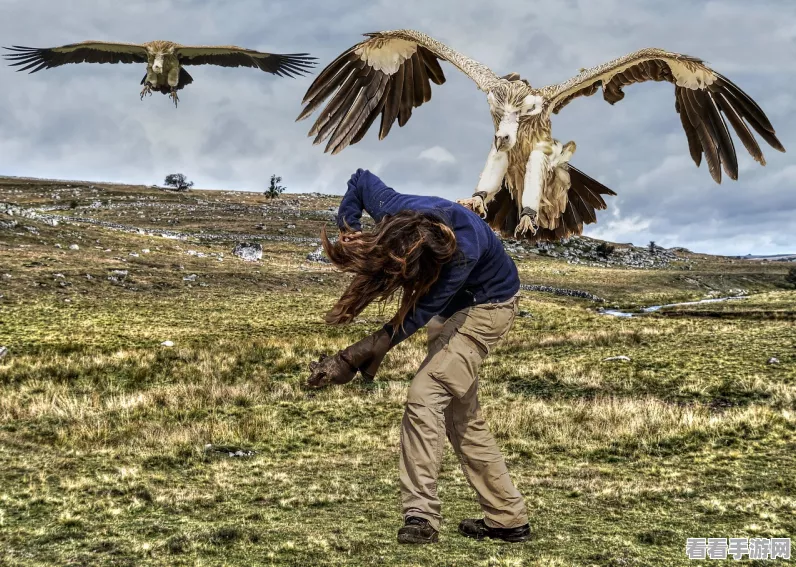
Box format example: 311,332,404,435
0,0,794,254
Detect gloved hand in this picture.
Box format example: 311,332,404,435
306,352,357,389
340,328,393,381
305,329,393,390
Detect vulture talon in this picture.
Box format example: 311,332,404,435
515,208,539,237
457,193,487,218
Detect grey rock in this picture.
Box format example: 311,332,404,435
69,244,79,250
306,246,331,264
768,357,780,365
232,242,263,262
519,284,605,302
183,274,198,282
0,346,7,359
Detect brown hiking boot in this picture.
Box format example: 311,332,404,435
397,516,439,544
458,518,531,543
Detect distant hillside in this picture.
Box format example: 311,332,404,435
739,254,796,262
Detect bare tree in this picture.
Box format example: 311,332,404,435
164,173,194,191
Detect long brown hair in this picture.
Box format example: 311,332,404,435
321,210,458,331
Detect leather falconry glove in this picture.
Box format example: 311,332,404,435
340,328,392,382
306,352,357,390
305,329,393,390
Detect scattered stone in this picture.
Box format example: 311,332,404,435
768,357,780,365
85,274,93,280
520,284,605,302
603,356,632,362
0,346,7,359
306,246,331,264
53,273,65,279
204,444,256,458
1,274,11,280
161,341,174,347
0,220,18,229
129,252,139,257
183,274,198,282
110,270,128,277
232,242,263,262
55,243,62,248
69,244,79,250
142,249,150,254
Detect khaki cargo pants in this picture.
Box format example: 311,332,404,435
398,294,528,531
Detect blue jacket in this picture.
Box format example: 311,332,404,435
337,169,520,346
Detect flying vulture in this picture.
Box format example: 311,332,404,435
3,40,317,107
296,30,785,243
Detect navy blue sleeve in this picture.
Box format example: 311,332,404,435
337,169,398,231
383,255,477,346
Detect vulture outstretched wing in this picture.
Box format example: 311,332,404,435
175,46,317,77
540,48,786,183
486,167,617,243
296,29,503,155
2,41,149,72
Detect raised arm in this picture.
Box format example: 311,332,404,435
336,168,399,232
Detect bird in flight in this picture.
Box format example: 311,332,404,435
297,30,785,243
3,40,317,107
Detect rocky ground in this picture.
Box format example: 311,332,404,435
2,176,695,273
2,175,795,567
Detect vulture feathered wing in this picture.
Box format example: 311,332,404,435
175,45,317,77
540,47,786,183
2,41,149,72
296,29,503,155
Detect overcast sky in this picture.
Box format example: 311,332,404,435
1,0,793,255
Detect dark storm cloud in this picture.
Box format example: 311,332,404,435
0,0,793,254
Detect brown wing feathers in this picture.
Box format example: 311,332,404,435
177,50,316,78
297,40,447,154
2,43,147,71
553,58,784,183
485,166,617,243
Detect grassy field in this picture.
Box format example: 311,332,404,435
1,178,794,566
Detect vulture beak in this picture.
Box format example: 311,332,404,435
495,134,510,151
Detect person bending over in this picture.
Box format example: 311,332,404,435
306,168,530,545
